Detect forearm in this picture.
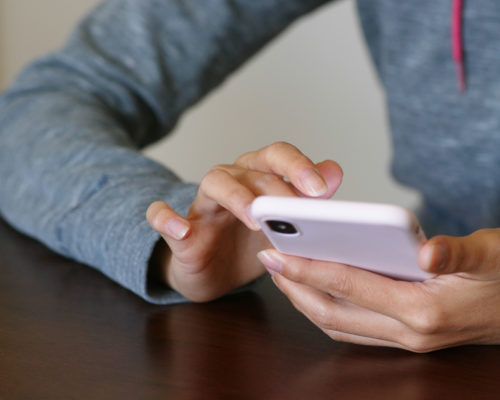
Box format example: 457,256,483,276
0,0,332,303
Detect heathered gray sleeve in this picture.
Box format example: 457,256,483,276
0,0,331,303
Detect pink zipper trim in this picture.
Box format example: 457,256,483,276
451,0,466,92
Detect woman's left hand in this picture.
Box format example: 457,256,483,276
257,229,500,352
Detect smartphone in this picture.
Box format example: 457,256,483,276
250,196,432,281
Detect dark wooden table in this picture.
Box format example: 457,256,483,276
1,217,500,399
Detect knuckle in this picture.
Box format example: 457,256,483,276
327,267,354,299
473,229,500,269
454,236,481,271
310,303,335,329
254,173,286,191
451,229,500,272
210,164,233,175
151,208,170,231
200,169,217,188
266,142,297,163
407,303,446,335
285,259,309,282
269,141,294,153
200,166,229,188
473,228,498,240
223,186,249,213
258,172,282,185
235,151,253,165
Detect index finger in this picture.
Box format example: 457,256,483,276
236,142,341,197
257,249,432,328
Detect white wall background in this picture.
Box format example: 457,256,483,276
0,0,420,208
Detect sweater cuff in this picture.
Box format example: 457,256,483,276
113,182,198,304
56,178,199,304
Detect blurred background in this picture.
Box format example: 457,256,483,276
0,0,420,208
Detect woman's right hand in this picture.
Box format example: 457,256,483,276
146,142,343,302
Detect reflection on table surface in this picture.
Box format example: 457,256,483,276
1,218,499,399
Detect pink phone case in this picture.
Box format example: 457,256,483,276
251,196,432,281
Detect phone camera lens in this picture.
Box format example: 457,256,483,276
266,220,298,235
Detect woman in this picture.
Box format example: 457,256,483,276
1,0,499,352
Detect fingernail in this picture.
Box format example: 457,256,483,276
433,243,448,271
300,169,327,197
165,218,190,240
257,250,284,274
421,242,447,272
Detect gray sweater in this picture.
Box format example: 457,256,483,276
0,0,499,303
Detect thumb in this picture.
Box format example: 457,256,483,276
418,229,500,277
